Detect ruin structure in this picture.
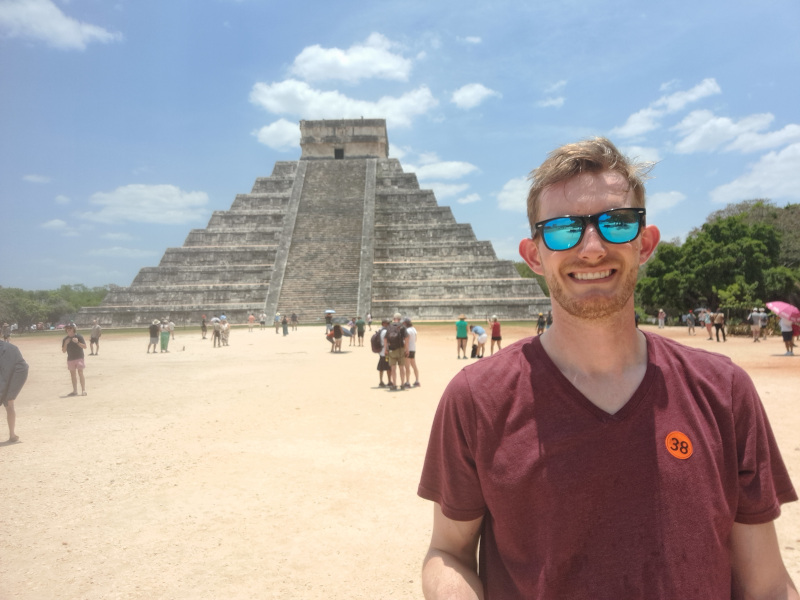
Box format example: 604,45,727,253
79,119,549,326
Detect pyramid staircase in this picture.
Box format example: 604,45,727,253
78,119,549,327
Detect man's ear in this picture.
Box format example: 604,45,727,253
638,224,660,265
519,237,545,275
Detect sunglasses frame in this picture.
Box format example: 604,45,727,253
533,207,646,252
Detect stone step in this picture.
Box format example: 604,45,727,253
184,230,281,246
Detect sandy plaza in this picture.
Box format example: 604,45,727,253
1,322,798,599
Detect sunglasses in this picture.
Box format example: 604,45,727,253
533,208,646,251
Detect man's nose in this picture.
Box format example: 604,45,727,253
577,225,607,260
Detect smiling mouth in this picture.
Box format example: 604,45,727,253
570,269,615,281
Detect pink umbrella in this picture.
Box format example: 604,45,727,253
766,301,800,323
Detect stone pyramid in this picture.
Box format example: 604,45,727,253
80,119,549,327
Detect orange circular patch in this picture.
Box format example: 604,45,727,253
665,431,693,459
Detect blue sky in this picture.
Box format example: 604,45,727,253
1,0,799,290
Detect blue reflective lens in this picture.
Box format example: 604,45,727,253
535,208,645,251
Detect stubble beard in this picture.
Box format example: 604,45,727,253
545,262,639,322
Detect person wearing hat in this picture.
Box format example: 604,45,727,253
747,307,762,342
376,318,391,387
403,317,420,387
686,309,695,336
147,319,160,354
489,315,502,355
455,314,468,360
160,319,171,353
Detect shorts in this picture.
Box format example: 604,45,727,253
150,337,158,344
782,331,793,342
90,337,99,343
407,350,416,359
388,347,406,366
377,356,390,371
477,333,488,344
492,336,502,341
67,358,85,371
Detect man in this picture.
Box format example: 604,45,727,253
403,317,420,387
489,315,502,355
248,313,256,332
685,309,695,335
384,313,409,390
714,309,727,342
1,337,28,443
62,324,87,396
657,308,666,328
418,137,797,599
2,322,11,341
259,312,267,330
89,319,102,355
779,317,795,355
748,307,762,342
759,307,770,340
355,316,366,346
468,324,487,358
536,312,546,335
147,319,160,353
274,313,281,334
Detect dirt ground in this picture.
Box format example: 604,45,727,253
1,322,798,599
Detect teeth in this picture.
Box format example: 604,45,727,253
573,270,612,280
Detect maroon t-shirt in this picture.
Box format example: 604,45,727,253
418,333,796,599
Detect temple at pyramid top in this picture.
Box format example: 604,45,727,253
299,119,389,160
78,118,549,328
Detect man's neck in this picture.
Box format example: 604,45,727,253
539,306,648,414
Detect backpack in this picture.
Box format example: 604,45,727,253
370,329,384,353
386,322,406,350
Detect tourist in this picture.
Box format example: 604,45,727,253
759,308,769,339
324,312,333,333
489,315,502,355
747,307,762,342
259,312,267,330
1,322,10,342
418,137,797,599
0,337,28,443
147,319,160,353
332,323,343,353
348,317,356,347
61,324,87,396
455,314,468,359
376,318,390,387
160,319,171,352
291,313,298,331
366,313,372,331
468,324,487,358
385,313,408,390
201,315,208,339
212,317,222,348
686,309,695,336
221,317,230,346
282,314,289,336
248,313,256,332
713,309,726,342
546,310,553,329
657,308,666,328
536,312,545,335
89,319,102,355
403,317,420,387
779,317,794,355
274,313,281,334
356,315,366,346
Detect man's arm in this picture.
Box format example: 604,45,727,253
422,502,484,600
730,521,799,600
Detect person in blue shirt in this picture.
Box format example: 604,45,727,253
469,324,487,358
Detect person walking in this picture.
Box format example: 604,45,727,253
1,337,28,443
62,324,87,396
747,307,762,342
160,319,171,352
455,314,468,360
147,319,160,353
713,310,726,342
385,313,409,390
489,315,502,355
89,319,102,355
403,317,420,387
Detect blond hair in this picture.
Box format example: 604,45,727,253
526,137,652,231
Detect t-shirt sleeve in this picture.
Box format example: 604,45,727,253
731,367,797,524
418,371,486,521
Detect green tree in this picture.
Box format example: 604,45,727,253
514,261,549,296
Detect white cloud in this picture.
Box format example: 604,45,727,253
647,191,687,216
0,0,122,50
725,123,800,153
611,78,722,139
289,33,411,83
41,218,67,229
461,36,482,44
710,143,800,204
425,182,469,199
457,193,481,204
496,176,528,212
672,110,774,153
253,118,300,151
537,97,564,109
249,79,437,128
86,247,158,258
23,174,50,183
545,80,567,94
413,161,478,180
54,194,70,204
620,145,661,163
451,83,501,109
82,184,209,224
